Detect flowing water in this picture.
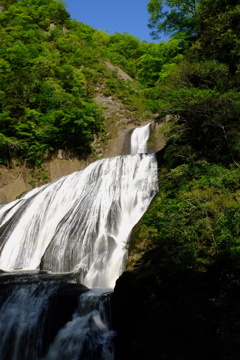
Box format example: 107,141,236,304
130,122,151,155
44,289,115,360
0,123,158,359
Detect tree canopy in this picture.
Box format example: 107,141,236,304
0,0,106,165
147,0,200,38
145,0,240,167
0,0,152,167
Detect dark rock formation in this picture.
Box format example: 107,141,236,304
111,268,240,360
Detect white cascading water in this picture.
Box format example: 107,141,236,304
44,290,115,360
0,282,58,360
0,122,158,360
0,153,158,288
130,122,151,154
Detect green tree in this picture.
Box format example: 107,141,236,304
129,162,240,275
0,0,104,166
137,33,189,85
147,0,200,38
146,0,240,166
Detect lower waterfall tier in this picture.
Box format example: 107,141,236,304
0,273,114,360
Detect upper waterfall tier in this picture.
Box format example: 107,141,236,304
0,153,158,288
130,123,151,154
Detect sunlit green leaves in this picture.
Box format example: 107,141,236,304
147,0,200,38
0,0,104,166
137,34,189,85
130,163,240,274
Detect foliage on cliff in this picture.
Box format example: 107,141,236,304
128,0,240,284
129,162,240,274
0,0,187,170
0,0,151,166
147,0,240,164
147,0,200,39
0,0,106,165
0,0,198,167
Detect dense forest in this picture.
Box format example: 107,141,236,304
1,0,240,359
128,0,240,286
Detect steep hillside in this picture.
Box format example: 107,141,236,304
0,0,161,203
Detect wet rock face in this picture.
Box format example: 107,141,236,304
0,159,87,205
0,166,32,204
111,269,240,360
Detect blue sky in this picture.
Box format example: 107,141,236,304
64,0,165,43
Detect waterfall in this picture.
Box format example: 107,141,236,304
130,122,151,154
44,290,115,360
0,122,158,359
0,153,158,289
0,275,114,360
0,281,58,360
